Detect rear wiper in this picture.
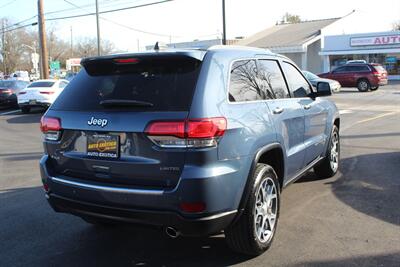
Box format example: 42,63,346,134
99,99,154,107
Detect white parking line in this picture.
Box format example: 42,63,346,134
339,109,353,114
0,109,21,115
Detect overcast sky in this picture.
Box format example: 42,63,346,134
1,0,400,52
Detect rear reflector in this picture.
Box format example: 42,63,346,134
40,116,62,141
180,202,206,213
145,117,227,148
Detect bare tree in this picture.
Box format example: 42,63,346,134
393,21,400,31
73,37,115,58
280,12,301,24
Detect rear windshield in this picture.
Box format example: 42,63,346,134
51,56,201,111
28,81,55,88
373,65,386,72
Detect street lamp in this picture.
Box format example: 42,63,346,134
21,43,39,77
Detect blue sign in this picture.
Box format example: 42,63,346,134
385,57,397,63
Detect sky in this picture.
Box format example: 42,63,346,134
1,0,399,53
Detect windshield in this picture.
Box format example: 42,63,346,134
51,56,201,112
303,71,319,80
28,81,55,88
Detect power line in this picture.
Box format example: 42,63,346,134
63,0,178,38
0,0,173,35
46,0,173,21
0,0,17,9
2,15,38,31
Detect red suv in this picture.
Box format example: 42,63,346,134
319,63,388,92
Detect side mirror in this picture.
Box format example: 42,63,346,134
316,82,332,97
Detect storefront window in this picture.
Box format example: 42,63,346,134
329,54,400,75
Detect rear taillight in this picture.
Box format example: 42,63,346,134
1,89,12,94
40,91,55,95
372,71,381,77
18,91,26,95
40,116,62,141
145,117,227,148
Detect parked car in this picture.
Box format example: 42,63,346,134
18,79,69,113
0,80,29,108
319,63,388,92
302,70,341,93
39,46,340,255
10,70,30,82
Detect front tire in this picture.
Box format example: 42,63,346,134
225,164,280,255
314,125,340,178
357,79,370,92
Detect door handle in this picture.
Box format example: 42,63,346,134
303,104,311,110
272,107,284,114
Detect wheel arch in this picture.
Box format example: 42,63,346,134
232,143,285,224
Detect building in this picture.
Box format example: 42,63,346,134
238,11,400,79
320,32,400,80
239,18,344,73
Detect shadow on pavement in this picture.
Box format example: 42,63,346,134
6,113,42,124
289,252,400,267
329,152,400,226
0,187,252,267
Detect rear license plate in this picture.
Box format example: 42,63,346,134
87,134,119,159
29,100,36,105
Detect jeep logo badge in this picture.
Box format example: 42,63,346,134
87,117,108,128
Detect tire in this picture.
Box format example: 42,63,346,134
20,107,30,114
357,79,370,92
225,164,280,255
370,86,379,91
314,125,340,178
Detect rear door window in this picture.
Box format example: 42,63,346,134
229,59,264,102
258,60,289,99
51,56,201,111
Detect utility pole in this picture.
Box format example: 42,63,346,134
38,0,49,79
95,0,101,56
1,19,6,74
222,0,226,45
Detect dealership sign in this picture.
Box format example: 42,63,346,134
350,34,400,46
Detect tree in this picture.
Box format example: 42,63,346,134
280,12,301,24
393,21,400,31
73,37,115,58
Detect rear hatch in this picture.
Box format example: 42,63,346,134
43,53,203,190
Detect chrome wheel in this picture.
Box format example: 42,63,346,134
358,80,369,91
330,131,339,172
254,177,278,243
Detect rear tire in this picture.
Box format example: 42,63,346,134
20,107,30,114
225,164,280,255
370,86,379,91
357,79,370,92
314,125,340,178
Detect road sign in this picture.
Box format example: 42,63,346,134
50,61,60,71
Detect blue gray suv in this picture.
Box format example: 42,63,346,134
39,46,340,255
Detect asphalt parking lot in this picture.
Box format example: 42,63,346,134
0,83,399,267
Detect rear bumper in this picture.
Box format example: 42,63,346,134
18,100,51,108
46,192,236,236
40,155,247,236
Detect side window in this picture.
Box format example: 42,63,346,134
333,66,347,73
229,59,264,102
282,62,312,98
258,60,289,99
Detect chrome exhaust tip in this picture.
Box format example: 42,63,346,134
165,226,180,238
